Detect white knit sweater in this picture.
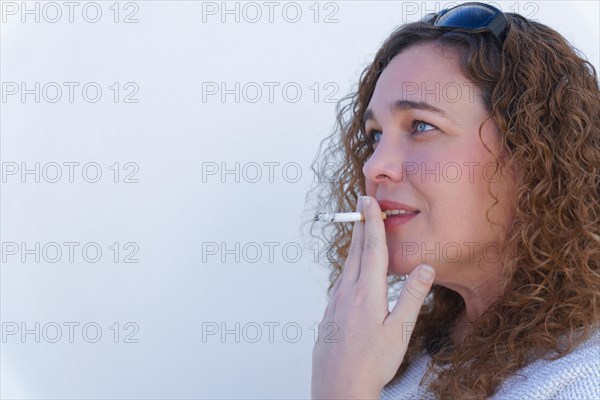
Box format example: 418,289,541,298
380,328,600,399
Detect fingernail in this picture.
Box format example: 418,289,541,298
361,196,371,206
418,265,435,283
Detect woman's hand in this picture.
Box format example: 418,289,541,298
311,195,436,399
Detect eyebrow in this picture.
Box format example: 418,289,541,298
362,100,449,125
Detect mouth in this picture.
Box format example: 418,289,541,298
377,199,420,230
377,199,420,214
383,209,420,217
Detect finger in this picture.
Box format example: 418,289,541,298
357,196,389,291
338,197,366,289
386,264,436,332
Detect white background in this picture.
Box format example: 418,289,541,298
1,1,598,398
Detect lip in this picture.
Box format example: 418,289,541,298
376,199,420,231
382,212,419,231
376,199,420,213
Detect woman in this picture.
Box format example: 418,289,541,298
305,2,599,399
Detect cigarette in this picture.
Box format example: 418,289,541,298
314,211,387,223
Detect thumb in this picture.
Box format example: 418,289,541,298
386,264,436,331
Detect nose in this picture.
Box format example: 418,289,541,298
362,138,406,184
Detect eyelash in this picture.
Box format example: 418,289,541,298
365,120,438,143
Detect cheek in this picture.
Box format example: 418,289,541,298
428,187,479,244
425,160,499,244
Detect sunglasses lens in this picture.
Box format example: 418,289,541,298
436,4,497,29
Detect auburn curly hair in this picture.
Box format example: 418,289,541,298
302,11,600,399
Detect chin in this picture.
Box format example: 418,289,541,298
386,256,418,277
387,244,445,276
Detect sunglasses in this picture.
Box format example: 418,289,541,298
422,2,509,45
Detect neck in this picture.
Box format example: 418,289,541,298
443,271,506,344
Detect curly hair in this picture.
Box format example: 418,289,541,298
302,12,600,399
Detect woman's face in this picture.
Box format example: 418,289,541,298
363,42,516,291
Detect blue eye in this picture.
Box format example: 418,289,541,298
367,130,382,143
413,120,437,134
366,120,437,145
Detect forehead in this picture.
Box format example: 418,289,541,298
368,43,481,117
